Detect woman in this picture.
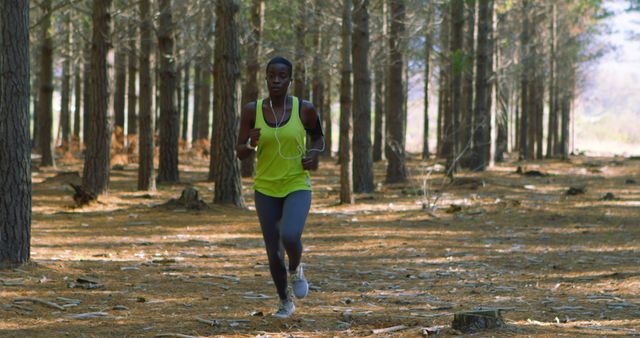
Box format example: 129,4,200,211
236,56,324,318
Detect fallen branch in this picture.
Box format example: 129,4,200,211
195,317,219,326
155,334,199,338
14,297,65,311
66,312,110,319
372,325,409,334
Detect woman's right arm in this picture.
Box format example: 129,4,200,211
236,102,258,160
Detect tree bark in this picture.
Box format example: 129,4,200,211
438,2,451,159
546,3,557,158
127,20,138,137
470,0,492,171
519,0,530,160
38,0,55,167
82,41,91,145
60,15,72,147
0,0,31,266
182,61,190,142
211,0,245,207
352,0,374,193
192,64,201,141
339,0,354,203
156,0,180,184
460,0,475,160
74,65,81,139
240,0,263,178
445,0,463,175
294,1,308,99
422,14,431,160
373,63,384,162
114,39,126,130
82,0,113,195
197,9,214,141
138,0,155,191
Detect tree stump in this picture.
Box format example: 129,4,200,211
69,183,97,206
162,187,208,210
451,309,504,333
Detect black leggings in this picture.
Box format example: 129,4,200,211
254,190,311,300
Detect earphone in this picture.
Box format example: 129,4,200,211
269,80,325,161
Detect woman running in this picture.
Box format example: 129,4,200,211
236,56,324,318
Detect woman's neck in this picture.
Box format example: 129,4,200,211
269,94,288,109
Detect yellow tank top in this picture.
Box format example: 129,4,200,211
254,96,311,197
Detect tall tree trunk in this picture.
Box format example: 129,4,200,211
546,3,557,158
485,2,496,164
82,0,113,195
197,9,214,141
311,1,324,156
294,1,307,99
38,0,55,167
385,0,407,182
114,40,126,130
339,0,354,204
157,0,180,183
323,73,333,158
373,63,384,162
422,16,431,160
211,0,244,207
31,47,40,150
60,15,72,147
495,24,507,163
74,66,81,139
138,0,155,191
460,0,475,160
82,42,91,145
127,21,138,137
438,2,451,159
182,61,190,142
445,0,463,175
352,0,374,193
0,0,31,266
240,0,263,177
519,0,530,160
192,64,201,141
560,92,570,160
470,0,492,171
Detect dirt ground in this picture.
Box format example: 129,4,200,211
1,149,639,337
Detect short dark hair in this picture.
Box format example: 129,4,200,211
266,56,293,76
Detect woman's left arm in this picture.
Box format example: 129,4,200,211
300,100,324,171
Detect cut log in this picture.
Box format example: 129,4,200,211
161,187,208,210
451,309,504,333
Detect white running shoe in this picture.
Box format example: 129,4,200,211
272,297,295,318
291,264,309,299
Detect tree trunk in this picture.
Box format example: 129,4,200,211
352,0,374,193
445,0,463,175
546,3,557,158
192,64,201,142
127,20,138,137
114,41,126,130
519,0,530,160
438,2,452,160
74,65,81,139
422,16,431,160
561,93,570,160
82,42,91,145
197,9,214,142
294,1,307,99
138,0,155,191
240,0,263,178
211,0,245,207
156,0,180,184
182,61,190,142
323,73,333,158
38,0,55,167
460,0,475,159
373,63,384,162
385,0,407,183
470,0,491,171
339,0,354,204
0,0,31,266
60,16,72,147
82,0,113,195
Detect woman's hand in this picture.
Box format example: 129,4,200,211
248,128,261,147
302,153,319,170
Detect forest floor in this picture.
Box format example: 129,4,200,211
1,148,639,337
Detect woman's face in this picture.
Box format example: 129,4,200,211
266,63,292,96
